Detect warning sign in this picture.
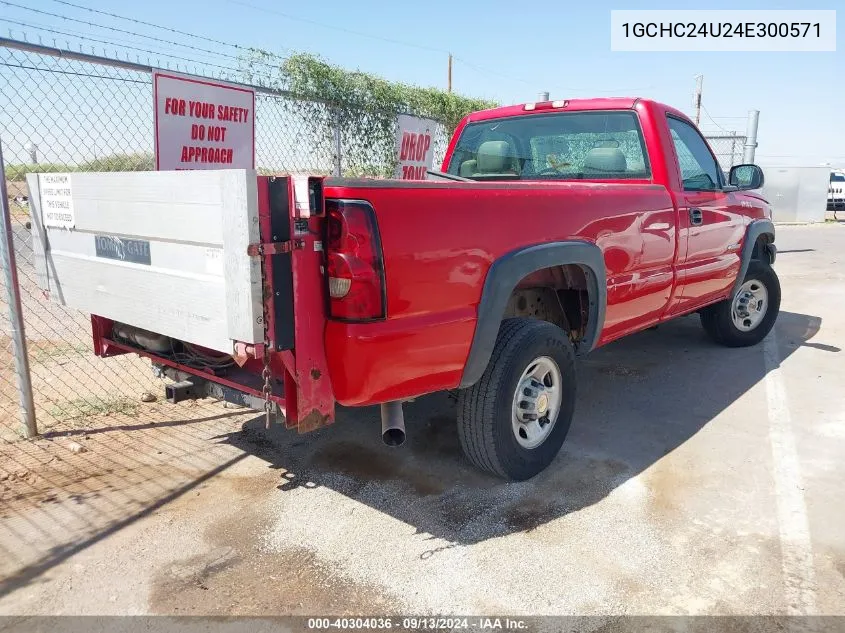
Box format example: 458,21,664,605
39,173,75,229
153,70,255,171
394,114,437,180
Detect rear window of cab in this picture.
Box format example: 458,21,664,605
446,111,650,181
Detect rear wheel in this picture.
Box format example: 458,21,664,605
457,318,576,481
700,260,781,347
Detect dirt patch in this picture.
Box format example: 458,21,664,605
149,480,403,615
309,440,446,497
0,445,193,511
0,337,88,368
829,549,845,582
642,457,699,517
503,497,559,532
151,543,399,615
0,402,252,512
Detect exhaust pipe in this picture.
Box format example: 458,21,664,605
380,401,406,447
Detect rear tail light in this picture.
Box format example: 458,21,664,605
325,200,386,321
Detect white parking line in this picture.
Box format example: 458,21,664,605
763,332,817,615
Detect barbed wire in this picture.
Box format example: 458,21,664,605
701,105,732,134
0,1,281,69
0,60,151,83
0,19,270,77
48,0,286,56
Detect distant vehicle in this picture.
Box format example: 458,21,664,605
828,170,845,215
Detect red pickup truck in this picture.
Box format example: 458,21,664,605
87,97,778,481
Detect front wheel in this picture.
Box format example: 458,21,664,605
700,260,781,347
457,318,576,481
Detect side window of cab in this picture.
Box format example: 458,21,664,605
666,116,722,192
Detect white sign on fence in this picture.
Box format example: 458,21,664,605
38,173,75,229
153,70,255,171
394,114,437,180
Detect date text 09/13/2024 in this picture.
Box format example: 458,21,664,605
307,617,528,630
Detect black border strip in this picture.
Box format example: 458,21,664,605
268,177,295,351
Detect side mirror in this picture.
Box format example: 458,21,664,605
728,164,764,190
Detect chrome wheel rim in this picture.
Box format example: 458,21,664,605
511,356,563,449
732,279,769,332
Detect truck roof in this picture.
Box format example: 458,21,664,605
465,97,648,123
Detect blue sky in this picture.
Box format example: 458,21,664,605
4,0,844,167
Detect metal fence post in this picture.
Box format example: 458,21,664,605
743,110,760,164
0,137,37,438
333,109,342,177
727,133,738,168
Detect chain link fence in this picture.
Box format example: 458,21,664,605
705,134,748,173
0,39,449,439
1,38,755,440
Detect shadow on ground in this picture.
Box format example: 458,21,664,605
223,310,833,545
0,311,833,598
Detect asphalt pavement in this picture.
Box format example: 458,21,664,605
1,223,844,618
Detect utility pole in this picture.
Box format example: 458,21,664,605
447,53,452,93
743,110,760,164
693,74,703,126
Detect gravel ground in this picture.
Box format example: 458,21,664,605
0,223,844,620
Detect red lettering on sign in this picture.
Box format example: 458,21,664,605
216,105,249,122
207,126,227,142
420,134,431,161
408,132,417,160
188,101,216,119
179,145,236,165
164,97,186,116
399,132,409,160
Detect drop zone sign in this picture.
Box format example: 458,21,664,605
154,70,255,170
394,114,437,180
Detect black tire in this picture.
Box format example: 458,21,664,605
700,260,781,347
457,318,576,481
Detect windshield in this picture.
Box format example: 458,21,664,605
446,111,650,181
831,173,845,182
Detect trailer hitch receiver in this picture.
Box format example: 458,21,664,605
165,377,207,404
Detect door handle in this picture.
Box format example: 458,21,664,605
689,208,703,225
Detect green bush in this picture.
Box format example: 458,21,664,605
5,152,155,181
5,162,74,181
80,152,154,172
278,53,497,132
242,51,498,178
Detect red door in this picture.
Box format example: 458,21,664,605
665,116,745,316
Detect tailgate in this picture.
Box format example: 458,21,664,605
26,169,263,353
27,170,334,427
